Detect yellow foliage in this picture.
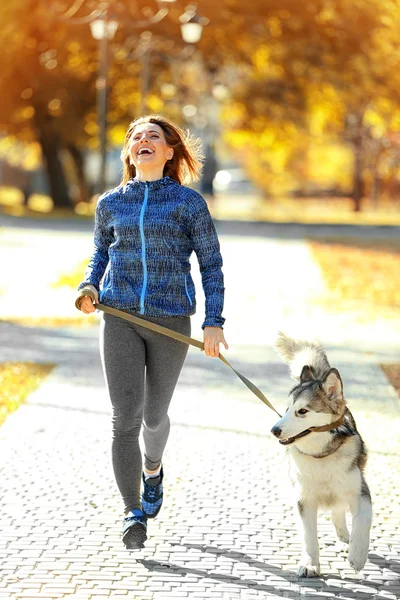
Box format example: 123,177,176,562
4,316,96,329
27,194,54,213
67,42,81,53
146,94,164,114
0,362,54,426
52,257,91,289
109,124,129,147
309,239,400,310
307,144,353,189
268,16,282,38
0,137,42,170
253,47,270,72
364,108,386,138
0,186,23,206
84,119,99,137
307,84,344,135
381,365,400,398
221,103,248,128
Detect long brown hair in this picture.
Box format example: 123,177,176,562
120,114,204,185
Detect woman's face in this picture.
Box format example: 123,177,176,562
128,123,173,175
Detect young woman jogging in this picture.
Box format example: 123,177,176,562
76,115,227,549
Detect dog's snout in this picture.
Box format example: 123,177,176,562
271,425,282,438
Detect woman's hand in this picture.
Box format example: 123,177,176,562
79,286,99,314
203,326,228,358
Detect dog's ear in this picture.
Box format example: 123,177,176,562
300,365,315,383
322,368,344,412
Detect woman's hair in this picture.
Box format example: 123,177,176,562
120,114,204,185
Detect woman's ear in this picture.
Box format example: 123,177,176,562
167,149,174,160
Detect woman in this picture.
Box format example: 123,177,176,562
76,115,227,549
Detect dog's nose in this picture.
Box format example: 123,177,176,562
271,425,282,438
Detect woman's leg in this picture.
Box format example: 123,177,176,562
100,313,146,514
142,316,191,471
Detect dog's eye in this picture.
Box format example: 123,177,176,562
298,408,308,415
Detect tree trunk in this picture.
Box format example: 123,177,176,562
35,111,71,209
351,139,364,212
67,143,92,203
371,166,381,210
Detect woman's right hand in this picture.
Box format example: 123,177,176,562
79,286,99,314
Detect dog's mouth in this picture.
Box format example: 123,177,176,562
279,429,312,445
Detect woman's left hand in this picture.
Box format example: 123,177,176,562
203,327,229,358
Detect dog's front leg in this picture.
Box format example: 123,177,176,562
297,501,320,577
348,485,372,573
331,505,350,544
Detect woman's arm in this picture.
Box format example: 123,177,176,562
78,197,113,293
189,194,225,328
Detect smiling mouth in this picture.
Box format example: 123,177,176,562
279,429,312,445
138,148,154,156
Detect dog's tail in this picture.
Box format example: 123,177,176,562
275,332,331,381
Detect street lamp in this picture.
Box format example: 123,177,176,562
48,0,207,195
88,0,178,194
180,6,208,44
181,16,203,44
89,19,119,41
89,17,119,195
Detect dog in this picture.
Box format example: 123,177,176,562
271,333,372,577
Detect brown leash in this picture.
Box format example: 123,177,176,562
308,416,345,433
76,290,282,417
76,290,347,434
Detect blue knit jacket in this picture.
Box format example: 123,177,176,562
78,176,225,329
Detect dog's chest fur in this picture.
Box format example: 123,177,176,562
287,435,362,507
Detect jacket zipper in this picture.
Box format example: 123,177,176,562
139,183,149,314
184,275,193,306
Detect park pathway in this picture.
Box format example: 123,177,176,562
0,214,399,600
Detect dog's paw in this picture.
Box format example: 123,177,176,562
337,530,350,544
297,563,320,578
348,547,368,573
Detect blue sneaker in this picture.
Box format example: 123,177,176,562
122,509,147,549
141,467,163,518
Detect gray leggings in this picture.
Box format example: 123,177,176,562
100,311,190,514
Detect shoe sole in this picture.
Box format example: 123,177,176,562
123,524,147,549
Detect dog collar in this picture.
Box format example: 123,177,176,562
278,415,345,446
308,415,345,433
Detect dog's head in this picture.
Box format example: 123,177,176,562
271,366,345,446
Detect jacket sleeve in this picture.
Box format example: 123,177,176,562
78,196,113,292
188,193,225,329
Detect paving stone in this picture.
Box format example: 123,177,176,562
1,222,400,600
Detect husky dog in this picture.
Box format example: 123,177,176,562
271,333,372,577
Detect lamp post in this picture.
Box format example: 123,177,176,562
47,0,207,195
180,15,203,44
90,17,118,195
180,6,208,44
88,1,178,194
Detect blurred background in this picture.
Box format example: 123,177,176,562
1,0,400,222
0,6,400,593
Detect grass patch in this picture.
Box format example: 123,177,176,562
2,184,400,225
309,238,400,310
381,364,400,399
52,257,90,289
0,186,95,218
0,362,54,426
0,316,96,328
212,194,400,226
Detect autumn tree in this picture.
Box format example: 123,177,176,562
216,0,400,209
2,0,400,211
0,0,152,207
